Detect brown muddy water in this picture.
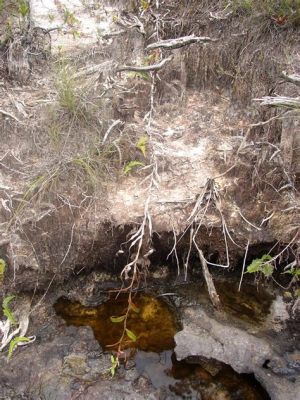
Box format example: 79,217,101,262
55,284,272,400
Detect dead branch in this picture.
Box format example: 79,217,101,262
193,240,221,309
254,96,300,109
102,30,126,40
0,108,21,123
238,240,249,292
74,61,114,78
102,119,123,145
281,71,300,87
146,35,217,51
117,55,173,73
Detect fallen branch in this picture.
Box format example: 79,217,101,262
117,55,173,73
102,30,126,40
281,71,300,87
194,240,221,309
74,61,114,78
0,109,21,123
146,35,217,51
254,96,300,109
102,119,123,145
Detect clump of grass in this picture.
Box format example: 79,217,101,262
0,258,6,281
55,62,88,120
0,0,4,14
17,0,29,17
229,0,300,25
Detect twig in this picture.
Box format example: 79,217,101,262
74,61,114,78
281,71,300,87
0,109,21,123
146,35,217,51
237,208,261,231
254,96,300,109
117,56,173,73
238,240,249,291
59,222,75,268
171,224,180,276
102,120,123,145
102,30,126,40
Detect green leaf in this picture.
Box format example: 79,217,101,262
18,0,29,17
2,295,17,325
125,328,137,342
283,267,300,276
260,263,274,277
129,300,140,313
123,161,144,174
246,255,273,276
0,258,6,280
110,355,119,377
8,336,30,360
110,315,126,323
136,136,148,157
140,0,150,10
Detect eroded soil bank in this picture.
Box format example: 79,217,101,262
0,0,299,399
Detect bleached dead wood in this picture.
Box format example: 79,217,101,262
102,119,123,145
0,109,21,123
146,35,217,51
254,96,300,109
74,61,114,78
117,55,173,73
194,241,221,309
102,30,126,40
281,71,300,87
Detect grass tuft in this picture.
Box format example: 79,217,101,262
55,62,88,120
229,0,300,25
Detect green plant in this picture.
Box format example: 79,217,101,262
72,156,98,186
48,123,61,145
0,258,6,281
7,336,30,360
70,28,81,39
283,266,300,276
136,136,148,157
56,65,78,114
109,355,119,377
63,7,79,26
229,0,300,25
125,328,137,342
2,295,17,325
108,296,139,377
17,0,29,17
55,62,88,119
48,12,55,22
124,160,144,174
0,0,4,14
246,254,274,277
140,0,150,11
